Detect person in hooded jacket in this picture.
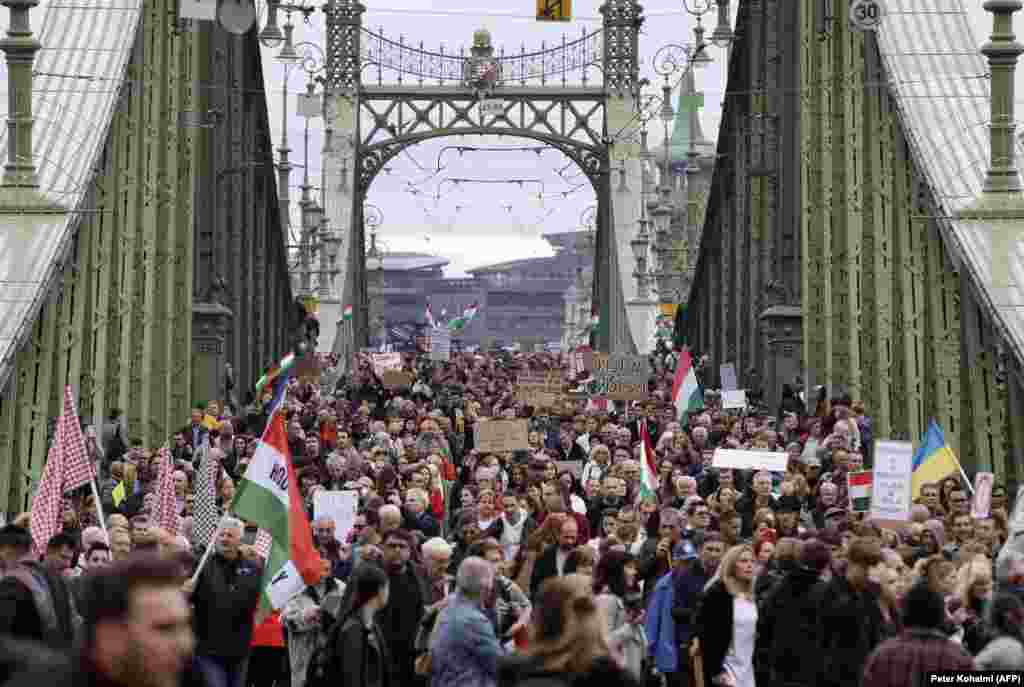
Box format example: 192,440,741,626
754,538,830,687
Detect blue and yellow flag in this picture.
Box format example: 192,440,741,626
911,419,960,498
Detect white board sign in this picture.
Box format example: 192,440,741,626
429,329,451,361
712,449,788,473
720,363,738,391
971,472,994,520
313,490,360,545
371,352,402,377
871,440,913,522
722,389,747,410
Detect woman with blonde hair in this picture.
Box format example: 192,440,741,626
497,574,640,687
695,544,758,687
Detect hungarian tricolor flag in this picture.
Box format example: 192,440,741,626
448,302,479,332
233,376,323,610
671,349,703,426
254,352,296,394
848,471,873,513
638,421,658,503
341,304,353,322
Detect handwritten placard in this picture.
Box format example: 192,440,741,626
971,472,994,519
516,372,563,408
474,419,530,453
720,363,738,391
429,329,451,361
589,353,649,400
871,440,914,523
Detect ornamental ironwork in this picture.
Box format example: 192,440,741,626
359,25,604,87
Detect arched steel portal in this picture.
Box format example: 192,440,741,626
322,0,645,354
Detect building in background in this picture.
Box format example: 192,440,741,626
371,232,594,351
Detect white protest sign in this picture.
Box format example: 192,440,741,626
722,389,747,409
870,440,914,523
712,449,788,473
971,472,995,519
720,363,738,391
313,490,360,545
430,329,451,361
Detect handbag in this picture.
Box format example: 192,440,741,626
688,638,704,687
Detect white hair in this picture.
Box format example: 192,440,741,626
219,516,244,534
456,556,495,599
421,537,453,559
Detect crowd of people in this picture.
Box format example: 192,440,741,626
0,344,1022,687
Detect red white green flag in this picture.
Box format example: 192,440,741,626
341,304,353,322
638,421,658,503
848,471,873,513
233,399,323,610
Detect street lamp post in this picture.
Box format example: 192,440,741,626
258,2,317,264
364,205,385,346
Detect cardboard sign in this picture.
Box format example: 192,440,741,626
381,369,414,390
722,389,747,410
516,372,563,408
712,449,788,473
720,363,738,391
590,353,649,400
871,440,914,523
1010,486,1024,535
474,419,529,453
313,490,360,545
429,329,451,361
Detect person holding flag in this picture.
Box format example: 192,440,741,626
188,366,324,687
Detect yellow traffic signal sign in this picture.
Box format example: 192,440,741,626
536,0,570,22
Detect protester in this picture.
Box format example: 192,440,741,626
0,527,77,649
694,544,757,687
330,563,392,687
4,554,193,687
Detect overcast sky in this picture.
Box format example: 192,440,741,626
259,1,998,277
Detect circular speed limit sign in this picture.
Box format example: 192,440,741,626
849,0,884,31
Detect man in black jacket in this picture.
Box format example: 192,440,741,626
186,517,262,687
0,528,77,649
812,537,885,687
530,517,579,599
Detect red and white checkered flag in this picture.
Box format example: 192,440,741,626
154,447,179,534
253,529,273,561
29,439,65,555
59,386,94,491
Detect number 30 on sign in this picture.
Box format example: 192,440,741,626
849,0,884,30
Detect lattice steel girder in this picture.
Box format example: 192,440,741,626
357,86,607,189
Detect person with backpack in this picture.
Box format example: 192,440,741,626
306,563,391,687
282,546,345,687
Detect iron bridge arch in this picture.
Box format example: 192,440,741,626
323,0,644,351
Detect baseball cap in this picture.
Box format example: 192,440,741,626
672,540,698,561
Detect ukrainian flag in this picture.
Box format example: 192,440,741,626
911,419,960,498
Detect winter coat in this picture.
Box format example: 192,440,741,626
334,614,393,687
811,573,885,687
191,553,263,659
862,628,974,687
670,561,708,648
282,578,346,687
430,592,506,687
644,572,677,673
694,580,736,687
754,566,826,687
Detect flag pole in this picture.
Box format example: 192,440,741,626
189,524,220,586
89,479,108,542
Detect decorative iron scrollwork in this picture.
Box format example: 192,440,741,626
358,26,604,87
